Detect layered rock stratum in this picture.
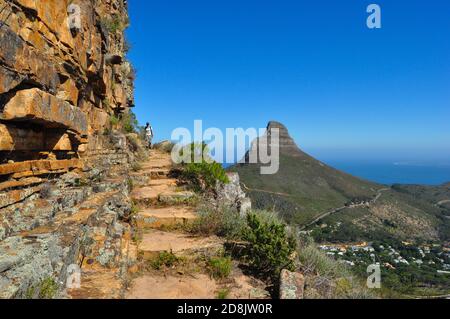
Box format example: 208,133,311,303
0,0,138,298
0,0,134,167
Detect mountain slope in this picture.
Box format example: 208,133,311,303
229,121,448,242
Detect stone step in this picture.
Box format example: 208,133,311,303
130,168,172,180
137,230,223,261
133,206,198,230
158,191,196,205
68,270,123,299
131,182,174,197
131,183,195,206
125,274,218,299
141,161,173,170
124,269,270,300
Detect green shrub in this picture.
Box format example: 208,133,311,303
208,256,232,279
297,241,375,299
103,16,123,33
154,141,175,153
127,178,134,191
130,200,139,217
242,212,297,281
217,289,230,299
110,111,139,134
110,115,120,127
25,285,36,299
131,162,142,172
121,111,139,133
126,134,142,151
151,251,180,270
182,161,229,191
178,143,229,192
299,244,350,279
189,205,246,240
38,277,58,299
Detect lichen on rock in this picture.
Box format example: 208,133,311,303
0,0,139,299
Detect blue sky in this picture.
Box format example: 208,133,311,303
126,0,450,162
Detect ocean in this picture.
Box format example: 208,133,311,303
323,160,450,186
223,160,450,186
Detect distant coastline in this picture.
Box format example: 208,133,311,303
223,160,450,186
319,160,450,186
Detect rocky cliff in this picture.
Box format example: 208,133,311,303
250,121,303,157
0,0,139,298
0,0,134,173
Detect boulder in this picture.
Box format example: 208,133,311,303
215,172,251,215
279,270,305,299
0,124,74,151
0,88,87,136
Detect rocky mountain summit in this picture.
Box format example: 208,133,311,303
232,122,448,243
243,121,303,161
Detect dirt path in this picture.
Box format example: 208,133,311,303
300,188,390,230
240,182,292,197
437,199,450,206
123,150,269,299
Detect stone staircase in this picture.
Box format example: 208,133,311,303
123,150,269,299
27,149,270,300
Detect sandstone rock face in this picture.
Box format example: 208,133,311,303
0,0,137,299
1,88,88,135
0,0,134,170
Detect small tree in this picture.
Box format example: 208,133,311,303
243,212,297,281
121,111,139,133
180,143,229,192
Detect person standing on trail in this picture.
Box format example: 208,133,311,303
145,122,154,149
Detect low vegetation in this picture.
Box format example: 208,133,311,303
109,110,140,134
38,277,58,299
178,143,229,192
216,288,230,299
208,256,233,279
189,205,246,240
39,183,53,199
131,162,142,172
190,204,297,284
121,111,139,134
297,239,375,299
242,212,297,281
102,15,128,33
154,141,175,153
190,199,377,298
150,251,181,270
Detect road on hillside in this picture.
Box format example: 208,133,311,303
437,199,450,206
299,188,390,230
240,182,292,197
